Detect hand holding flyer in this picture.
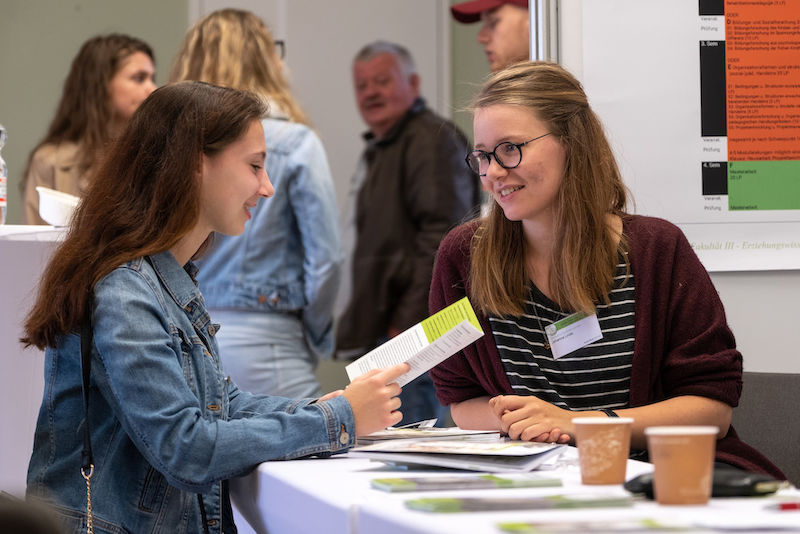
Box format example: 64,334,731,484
345,297,483,387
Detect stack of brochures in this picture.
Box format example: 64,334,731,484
346,297,566,472
357,426,500,447
406,494,633,513
371,473,562,492
350,435,566,472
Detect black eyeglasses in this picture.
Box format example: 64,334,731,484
466,133,551,176
274,40,286,60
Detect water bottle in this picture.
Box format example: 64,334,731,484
0,124,7,224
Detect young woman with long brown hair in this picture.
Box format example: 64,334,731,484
429,61,784,478
22,81,406,533
22,33,156,224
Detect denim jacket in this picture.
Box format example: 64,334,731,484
27,251,355,533
196,116,341,359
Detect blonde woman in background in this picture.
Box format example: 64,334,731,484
23,34,156,224
170,10,341,532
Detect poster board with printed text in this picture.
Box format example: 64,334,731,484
554,0,800,272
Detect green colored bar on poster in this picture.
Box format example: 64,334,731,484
728,161,800,211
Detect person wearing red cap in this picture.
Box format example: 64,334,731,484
451,0,530,72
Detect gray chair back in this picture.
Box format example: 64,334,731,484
731,372,800,485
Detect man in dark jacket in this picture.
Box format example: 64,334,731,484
336,41,480,425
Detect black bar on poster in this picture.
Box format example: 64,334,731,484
702,161,728,195
699,40,726,137
699,0,724,16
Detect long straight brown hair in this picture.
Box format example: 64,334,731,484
470,62,629,317
169,8,310,126
22,82,268,349
21,34,154,189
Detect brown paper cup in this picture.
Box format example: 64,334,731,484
645,426,718,505
572,417,633,485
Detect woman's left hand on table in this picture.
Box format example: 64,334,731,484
489,395,572,443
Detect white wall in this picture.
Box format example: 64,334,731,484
713,272,800,373
0,0,187,225
0,229,65,495
191,0,451,210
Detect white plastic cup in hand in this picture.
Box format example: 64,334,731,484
572,417,633,485
645,426,718,505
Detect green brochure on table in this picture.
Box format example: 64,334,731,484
371,473,562,492
345,297,483,387
405,494,633,513
497,518,690,532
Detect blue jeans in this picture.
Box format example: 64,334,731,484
211,310,322,399
397,372,450,427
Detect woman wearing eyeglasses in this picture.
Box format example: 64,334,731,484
429,61,784,478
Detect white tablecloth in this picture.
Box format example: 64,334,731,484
245,447,800,534
0,226,64,495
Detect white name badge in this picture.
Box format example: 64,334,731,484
544,312,603,359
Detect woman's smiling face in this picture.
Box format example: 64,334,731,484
198,119,273,237
473,104,567,225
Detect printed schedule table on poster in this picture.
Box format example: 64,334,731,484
245,446,800,534
574,0,800,271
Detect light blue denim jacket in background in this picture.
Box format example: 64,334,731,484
196,116,341,360
26,251,355,533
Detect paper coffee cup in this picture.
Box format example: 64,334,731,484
645,426,718,505
572,417,634,485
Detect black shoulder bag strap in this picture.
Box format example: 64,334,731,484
80,294,211,534
80,304,95,533
80,319,94,474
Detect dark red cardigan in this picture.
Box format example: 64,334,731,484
429,214,785,478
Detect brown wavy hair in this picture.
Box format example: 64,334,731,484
22,81,268,349
21,34,154,189
169,8,310,126
469,61,629,317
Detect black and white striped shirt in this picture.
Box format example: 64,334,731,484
490,259,635,411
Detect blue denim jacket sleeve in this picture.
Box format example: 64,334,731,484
287,129,342,356
91,262,354,494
